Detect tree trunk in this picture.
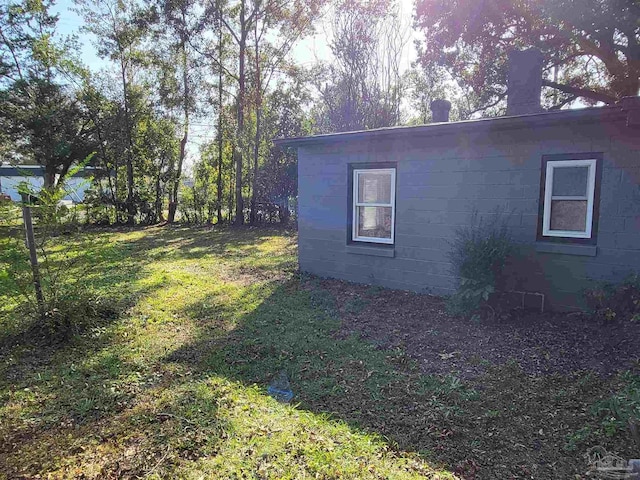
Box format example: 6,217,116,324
155,156,165,223
280,200,290,226
120,57,136,225
233,147,243,224
93,119,118,223
250,24,261,225
43,164,56,190
216,121,224,224
168,30,190,223
250,104,260,224
216,7,224,225
229,145,235,223
169,128,187,222
234,2,247,225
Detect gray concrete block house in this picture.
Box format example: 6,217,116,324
277,50,640,311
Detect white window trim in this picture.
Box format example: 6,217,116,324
542,159,597,239
352,168,396,244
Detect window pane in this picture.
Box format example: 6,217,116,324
552,166,589,196
550,200,587,231
358,171,392,204
356,206,392,239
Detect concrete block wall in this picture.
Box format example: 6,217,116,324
297,117,640,310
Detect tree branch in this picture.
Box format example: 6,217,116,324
541,79,617,104
548,95,577,110
0,25,24,81
217,10,240,45
187,38,239,82
467,91,507,117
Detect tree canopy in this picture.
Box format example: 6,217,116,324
415,0,640,113
1,0,639,225
0,0,96,187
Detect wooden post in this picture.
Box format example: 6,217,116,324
21,193,45,320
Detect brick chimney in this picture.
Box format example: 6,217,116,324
430,99,451,122
506,49,543,115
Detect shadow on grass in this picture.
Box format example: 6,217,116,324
2,224,630,479
7,225,621,478
0,229,158,352
0,277,454,478
165,275,638,479
120,224,297,262
166,277,470,468
0,226,337,478
0,226,192,425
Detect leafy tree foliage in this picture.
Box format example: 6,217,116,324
180,103,236,225
415,0,640,113
150,0,201,223
1,79,97,188
204,0,324,224
253,83,311,224
4,0,635,229
81,76,179,225
0,0,96,188
75,0,154,223
312,0,409,132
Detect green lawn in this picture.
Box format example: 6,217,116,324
0,226,637,479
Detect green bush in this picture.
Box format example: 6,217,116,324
592,372,640,440
447,211,515,317
42,291,120,339
1,181,120,338
0,200,21,226
1,228,116,338
584,274,640,323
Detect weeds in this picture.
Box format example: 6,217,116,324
1,186,108,338
564,426,592,452
584,274,640,323
592,372,640,438
343,296,368,315
447,210,515,318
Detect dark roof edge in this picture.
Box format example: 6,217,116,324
274,105,626,147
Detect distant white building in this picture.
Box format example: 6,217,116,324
0,164,96,203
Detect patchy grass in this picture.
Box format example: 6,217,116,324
0,226,453,479
0,225,638,479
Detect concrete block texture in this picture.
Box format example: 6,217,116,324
297,115,640,310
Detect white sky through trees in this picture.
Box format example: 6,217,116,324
50,0,418,170
52,0,417,75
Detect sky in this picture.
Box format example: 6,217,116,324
50,0,419,167
51,0,418,72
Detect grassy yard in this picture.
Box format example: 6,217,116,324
0,226,638,479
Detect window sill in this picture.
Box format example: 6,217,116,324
346,244,395,257
535,242,597,257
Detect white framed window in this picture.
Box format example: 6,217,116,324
542,159,597,239
352,168,396,244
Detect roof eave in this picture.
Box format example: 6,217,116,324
274,106,625,148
